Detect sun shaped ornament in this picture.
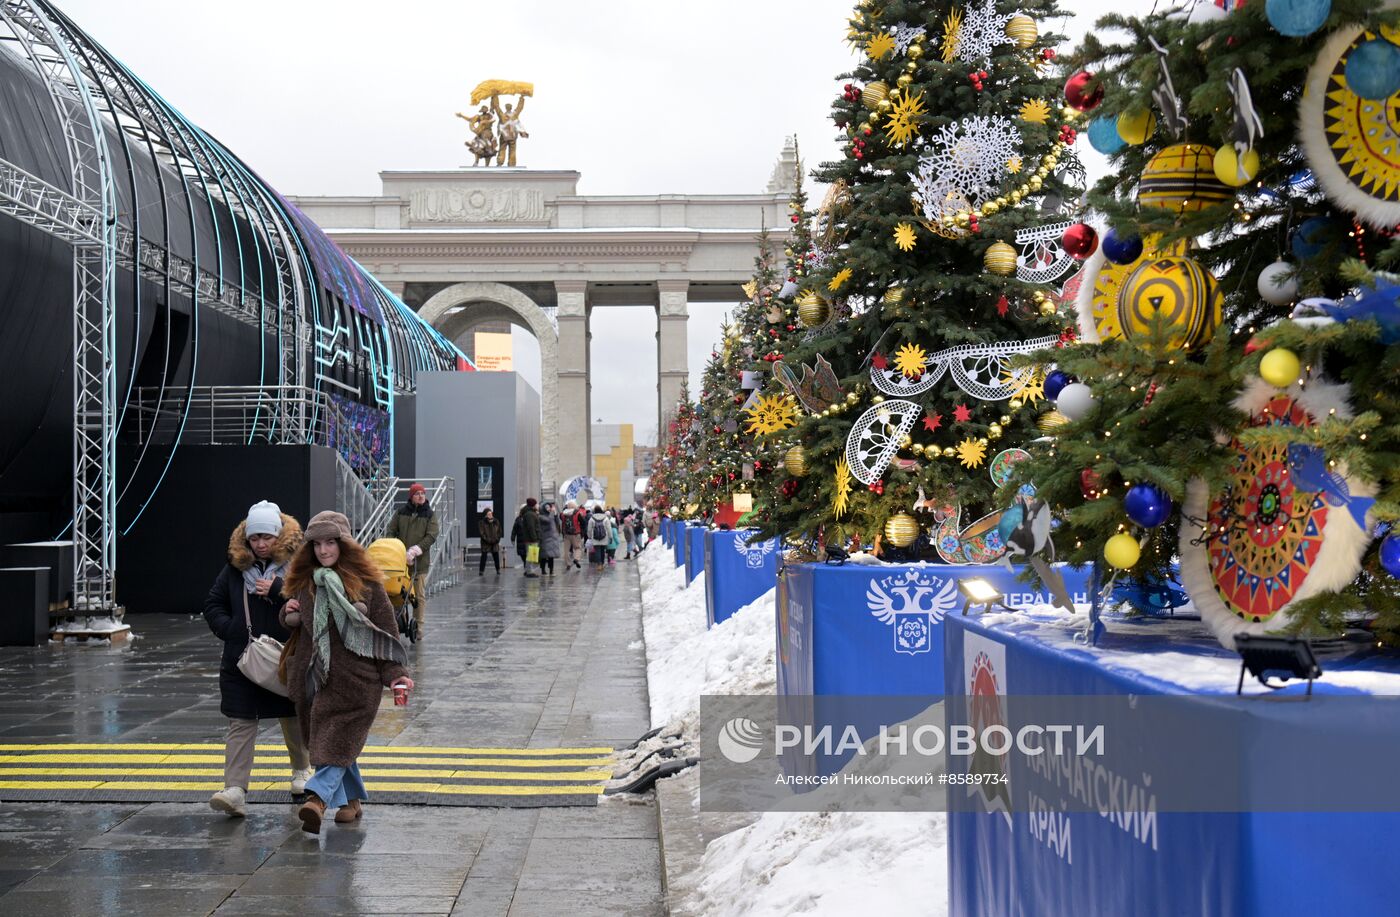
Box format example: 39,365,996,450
1300,26,1400,226
1019,98,1052,124
940,7,964,62
884,91,926,147
893,222,918,252
894,343,928,379
743,393,798,436
828,267,853,292
956,438,989,469
866,30,897,60
833,459,854,518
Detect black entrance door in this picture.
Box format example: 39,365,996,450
466,457,504,539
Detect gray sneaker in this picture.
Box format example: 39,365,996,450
209,786,247,817
290,767,315,794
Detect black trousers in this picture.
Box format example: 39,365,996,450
479,545,500,573
541,556,555,574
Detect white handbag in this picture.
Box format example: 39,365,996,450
237,590,289,697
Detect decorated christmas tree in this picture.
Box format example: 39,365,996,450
756,0,1083,560
1010,0,1400,645
648,383,701,518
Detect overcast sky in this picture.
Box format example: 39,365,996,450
60,0,1118,445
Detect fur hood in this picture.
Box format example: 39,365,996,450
227,513,303,571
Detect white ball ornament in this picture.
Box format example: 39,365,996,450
1257,261,1298,306
1056,382,1098,421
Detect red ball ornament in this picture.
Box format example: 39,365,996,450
1061,223,1098,259
1064,70,1104,112
870,479,885,495
1080,468,1105,500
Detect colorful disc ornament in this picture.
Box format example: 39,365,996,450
1180,380,1376,647
1300,26,1400,227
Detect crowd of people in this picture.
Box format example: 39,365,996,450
201,486,655,835
502,499,658,576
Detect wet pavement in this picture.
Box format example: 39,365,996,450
0,561,661,916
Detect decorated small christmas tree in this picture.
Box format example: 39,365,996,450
648,383,701,519
756,0,1082,560
1012,0,1400,645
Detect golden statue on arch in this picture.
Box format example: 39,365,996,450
456,80,532,167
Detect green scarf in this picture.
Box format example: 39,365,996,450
308,566,408,702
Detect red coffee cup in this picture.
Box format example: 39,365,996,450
393,684,409,706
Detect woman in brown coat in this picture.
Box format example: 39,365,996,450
280,510,413,834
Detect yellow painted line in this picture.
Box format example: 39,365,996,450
357,756,612,767
433,784,603,796
447,769,613,781
0,753,613,768
0,766,614,781
90,781,283,791
0,780,103,790
0,743,614,755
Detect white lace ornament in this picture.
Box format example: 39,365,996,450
869,335,1061,400
891,22,928,54
1015,221,1077,285
845,400,922,485
951,0,1014,66
910,115,1021,220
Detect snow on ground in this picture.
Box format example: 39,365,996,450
637,545,947,917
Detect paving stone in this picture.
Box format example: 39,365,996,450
517,837,662,895
506,888,665,917
215,894,457,915
448,877,517,917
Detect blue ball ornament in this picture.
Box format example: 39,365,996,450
1381,534,1400,579
1345,38,1400,101
1102,229,1144,265
1265,0,1331,37
1291,217,1334,260
1043,369,1075,401
1124,483,1173,528
1087,116,1126,155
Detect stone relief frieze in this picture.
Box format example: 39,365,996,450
409,187,546,223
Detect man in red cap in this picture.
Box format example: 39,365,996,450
387,482,438,638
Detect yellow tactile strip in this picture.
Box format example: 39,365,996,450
0,742,614,808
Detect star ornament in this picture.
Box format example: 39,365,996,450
953,404,973,423
893,222,918,252
871,352,889,370
1020,98,1051,124
923,413,943,432
866,31,896,60
884,91,926,147
828,267,854,292
894,343,928,379
956,438,988,468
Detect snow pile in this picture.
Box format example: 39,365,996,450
691,809,947,917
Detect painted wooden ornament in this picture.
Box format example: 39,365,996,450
1138,144,1232,213
1118,256,1223,351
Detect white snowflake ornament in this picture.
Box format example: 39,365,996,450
951,0,1014,66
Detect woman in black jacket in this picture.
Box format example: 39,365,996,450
478,508,502,574
202,501,313,817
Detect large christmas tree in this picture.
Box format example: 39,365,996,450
757,0,1081,558
1012,0,1400,645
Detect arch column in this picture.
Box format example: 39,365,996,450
418,282,559,488
656,279,689,437
554,280,591,482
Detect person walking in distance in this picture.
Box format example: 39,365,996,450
538,501,562,576
560,500,585,570
520,497,542,577
203,501,313,817
586,503,611,571
621,509,637,559
385,483,438,639
280,511,412,834
477,508,502,575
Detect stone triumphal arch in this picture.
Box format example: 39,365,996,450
290,139,797,490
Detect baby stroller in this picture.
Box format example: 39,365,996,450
367,537,419,643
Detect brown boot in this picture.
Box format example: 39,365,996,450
334,799,363,823
297,793,326,834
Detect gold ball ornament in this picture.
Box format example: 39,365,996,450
1104,533,1141,570
783,445,809,477
908,44,923,60
883,286,906,304
988,423,1004,439
1116,108,1155,145
798,297,832,328
942,446,957,459
1039,300,1058,317
897,74,914,88
983,241,1018,276
1259,348,1301,388
1037,410,1070,433
1118,256,1223,351
884,512,922,548
877,98,893,113
1213,145,1260,189
861,81,890,107
1005,14,1038,50
999,414,1012,425
1138,144,1231,213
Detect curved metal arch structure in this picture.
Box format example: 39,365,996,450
0,0,467,616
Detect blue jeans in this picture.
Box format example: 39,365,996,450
304,762,367,808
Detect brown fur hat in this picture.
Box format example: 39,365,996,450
227,513,303,571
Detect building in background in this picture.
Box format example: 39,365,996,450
591,424,636,508
633,446,658,479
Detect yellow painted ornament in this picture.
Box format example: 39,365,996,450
798,296,831,328
1037,411,1070,433
1005,15,1038,50
1104,533,1141,570
1138,144,1232,213
884,512,922,548
783,445,809,477
1259,348,1301,388
1116,108,1155,145
1213,145,1260,188
861,81,890,108
1118,256,1223,351
984,241,1018,276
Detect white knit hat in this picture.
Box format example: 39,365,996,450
245,500,283,537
